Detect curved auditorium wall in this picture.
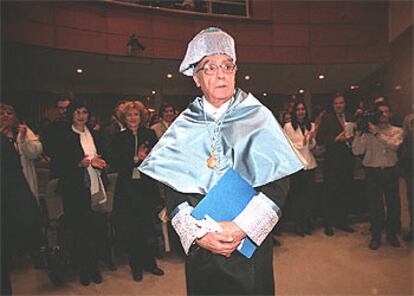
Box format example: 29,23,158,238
2,1,389,64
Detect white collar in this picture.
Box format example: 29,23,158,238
72,124,87,134
203,97,233,121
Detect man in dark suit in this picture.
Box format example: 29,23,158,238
317,94,355,236
42,97,71,179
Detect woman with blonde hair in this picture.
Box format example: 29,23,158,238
112,101,164,282
1,104,41,294
0,104,42,201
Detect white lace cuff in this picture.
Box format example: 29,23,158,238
233,192,281,246
170,203,198,255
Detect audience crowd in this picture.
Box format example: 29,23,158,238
0,92,413,294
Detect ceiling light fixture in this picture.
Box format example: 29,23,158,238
350,84,360,90
263,92,267,97
318,74,325,80
151,90,156,95
76,68,83,74
244,75,250,81
299,89,304,94
167,73,173,79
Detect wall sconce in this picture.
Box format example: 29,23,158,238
127,34,145,56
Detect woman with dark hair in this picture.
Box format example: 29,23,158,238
284,102,318,236
57,101,108,286
150,102,176,139
112,101,164,282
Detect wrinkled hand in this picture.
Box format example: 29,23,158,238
79,155,91,168
91,155,107,169
195,231,240,258
219,221,246,243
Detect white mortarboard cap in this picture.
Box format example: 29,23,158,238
179,27,236,76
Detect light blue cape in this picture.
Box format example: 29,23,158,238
139,89,304,194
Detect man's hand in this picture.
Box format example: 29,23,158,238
195,231,241,257
219,221,246,243
368,122,378,135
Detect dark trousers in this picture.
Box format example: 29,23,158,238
290,169,315,231
67,211,106,276
1,241,12,295
323,164,353,228
405,176,413,230
365,166,401,239
185,236,274,296
128,221,157,273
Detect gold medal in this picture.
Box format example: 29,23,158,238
207,153,216,169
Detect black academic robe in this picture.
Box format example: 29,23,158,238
165,178,289,295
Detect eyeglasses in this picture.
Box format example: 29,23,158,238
196,62,237,76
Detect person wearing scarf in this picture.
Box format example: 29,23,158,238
139,27,304,295
57,102,108,286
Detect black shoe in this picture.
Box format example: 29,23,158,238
336,224,355,233
403,231,413,242
324,227,334,236
145,267,164,276
303,225,312,235
80,275,90,286
91,273,102,284
387,235,401,247
369,239,381,250
132,270,143,282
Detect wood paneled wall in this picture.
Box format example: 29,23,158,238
2,1,389,64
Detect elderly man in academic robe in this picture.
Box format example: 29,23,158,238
139,27,303,295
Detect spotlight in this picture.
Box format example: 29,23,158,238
151,90,156,95
244,75,250,81
263,92,267,97
350,85,360,90
167,73,173,79
318,74,325,80
298,89,304,94
76,68,83,74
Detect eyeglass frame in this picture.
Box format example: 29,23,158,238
195,61,237,76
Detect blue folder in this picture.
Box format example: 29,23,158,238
191,168,257,258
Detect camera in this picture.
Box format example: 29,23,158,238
355,110,382,132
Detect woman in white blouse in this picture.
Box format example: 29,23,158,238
284,102,318,236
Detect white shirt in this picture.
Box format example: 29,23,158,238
203,97,233,120
283,122,317,170
352,124,403,168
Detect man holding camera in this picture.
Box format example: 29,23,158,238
352,102,403,250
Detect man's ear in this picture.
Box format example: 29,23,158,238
193,75,201,88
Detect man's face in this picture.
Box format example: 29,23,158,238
162,107,175,123
56,99,71,116
193,54,236,107
333,96,345,114
378,105,391,124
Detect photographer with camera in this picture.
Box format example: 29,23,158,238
352,102,403,250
